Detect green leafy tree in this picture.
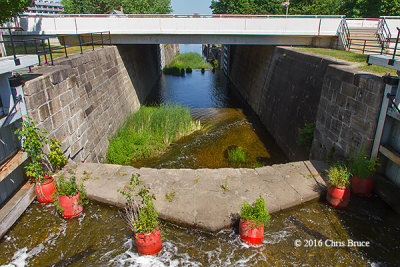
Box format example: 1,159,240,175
0,0,33,24
62,0,171,14
62,0,120,14
121,0,172,14
290,0,341,15
210,0,284,15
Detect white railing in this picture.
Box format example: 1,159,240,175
9,14,344,37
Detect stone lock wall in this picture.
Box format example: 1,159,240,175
160,44,180,68
311,65,385,160
227,45,385,161
22,45,160,163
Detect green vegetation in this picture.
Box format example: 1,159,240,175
163,53,212,76
62,0,172,14
227,146,249,164
52,176,88,214
220,177,229,192
326,164,351,188
15,118,48,183
240,195,270,227
348,151,379,179
0,0,32,24
210,0,400,17
119,174,160,236
106,103,201,165
296,123,315,150
165,191,175,202
48,138,68,172
298,47,397,75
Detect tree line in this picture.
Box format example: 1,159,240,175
210,0,400,18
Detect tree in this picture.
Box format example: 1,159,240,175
210,0,284,15
290,0,341,16
121,0,172,14
0,0,33,24
62,0,172,14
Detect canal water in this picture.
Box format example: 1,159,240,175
1,196,399,265
133,69,288,168
1,61,399,266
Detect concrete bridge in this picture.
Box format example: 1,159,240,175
12,14,344,45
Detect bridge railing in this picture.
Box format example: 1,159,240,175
0,28,111,66
337,18,351,50
7,14,344,37
377,18,391,49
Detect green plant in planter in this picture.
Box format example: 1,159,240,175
240,195,270,227
48,138,68,172
348,151,379,179
52,176,88,214
326,164,351,188
118,174,160,236
15,118,48,183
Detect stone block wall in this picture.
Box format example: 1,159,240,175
22,45,160,163
160,44,180,68
227,45,385,162
311,65,385,161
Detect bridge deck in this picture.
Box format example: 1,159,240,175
58,161,328,231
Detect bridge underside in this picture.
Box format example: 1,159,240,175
107,34,336,46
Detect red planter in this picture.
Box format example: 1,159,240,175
326,186,350,209
134,227,163,255
239,219,264,245
35,177,55,203
351,175,374,197
58,194,83,219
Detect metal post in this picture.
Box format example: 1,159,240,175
42,39,48,64
63,36,68,57
90,33,94,50
391,27,400,63
286,0,290,16
34,39,41,66
109,31,111,45
8,28,20,65
78,34,83,54
371,84,393,158
100,32,104,47
48,38,54,65
363,40,366,54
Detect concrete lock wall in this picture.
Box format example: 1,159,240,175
227,45,385,161
22,44,164,163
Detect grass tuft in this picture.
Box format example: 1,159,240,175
106,103,201,165
163,52,212,75
227,146,249,164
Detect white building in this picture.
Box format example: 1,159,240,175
25,0,64,15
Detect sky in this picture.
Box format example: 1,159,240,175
171,0,212,15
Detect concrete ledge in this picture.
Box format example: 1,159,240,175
0,182,35,238
58,160,328,232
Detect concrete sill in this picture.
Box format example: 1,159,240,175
0,151,28,183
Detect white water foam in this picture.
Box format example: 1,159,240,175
2,244,44,267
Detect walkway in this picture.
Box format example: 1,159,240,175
58,161,328,231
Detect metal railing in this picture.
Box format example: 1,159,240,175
388,27,400,65
338,18,351,50
377,18,391,49
0,28,111,67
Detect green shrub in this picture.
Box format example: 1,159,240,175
164,52,212,75
119,174,160,236
52,176,88,214
296,123,315,149
106,103,201,165
348,151,379,179
326,164,351,188
227,146,249,164
186,67,192,73
163,66,183,76
49,138,68,172
240,196,270,227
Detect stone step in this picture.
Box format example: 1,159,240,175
57,161,329,232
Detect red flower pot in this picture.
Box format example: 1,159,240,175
326,186,350,209
134,228,163,255
239,219,264,245
351,175,374,197
35,176,55,203
58,194,83,219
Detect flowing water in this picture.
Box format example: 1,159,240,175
1,196,399,266
134,70,287,168
1,69,399,266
